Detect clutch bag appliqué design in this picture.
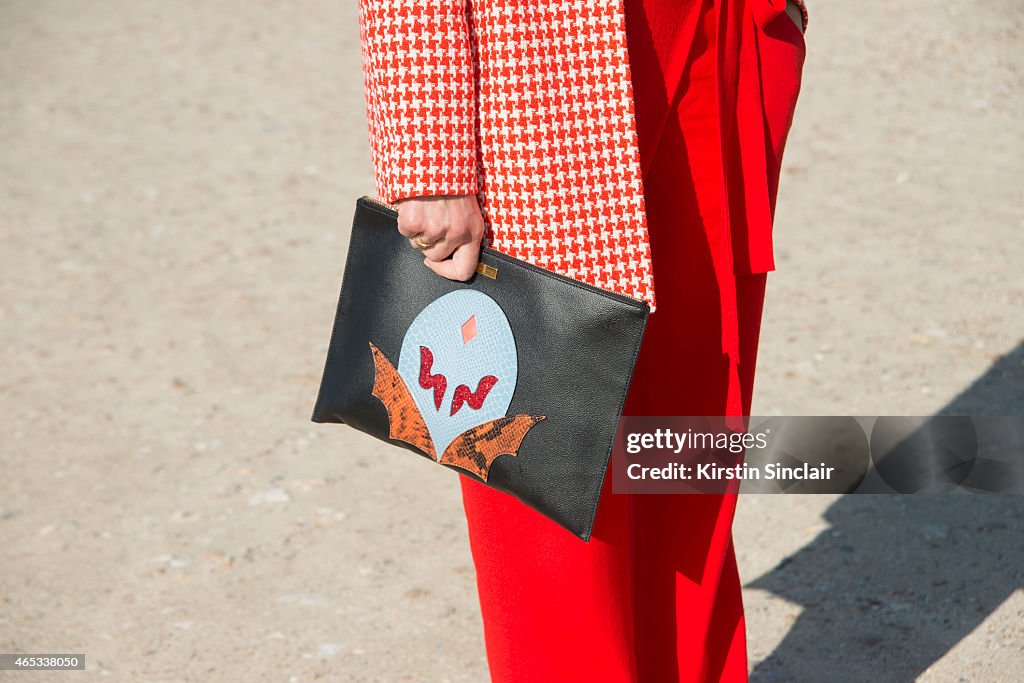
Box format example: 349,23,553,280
310,197,650,541
368,290,546,480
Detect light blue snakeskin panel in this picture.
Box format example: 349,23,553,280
397,290,518,458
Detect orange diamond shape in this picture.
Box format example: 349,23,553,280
461,315,477,344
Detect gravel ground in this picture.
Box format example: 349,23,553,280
1,1,1021,681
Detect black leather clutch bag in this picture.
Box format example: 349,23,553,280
310,196,650,541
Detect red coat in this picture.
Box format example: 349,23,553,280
356,0,807,314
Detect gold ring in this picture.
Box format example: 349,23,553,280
412,236,433,250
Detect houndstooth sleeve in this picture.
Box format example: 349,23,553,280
356,0,479,204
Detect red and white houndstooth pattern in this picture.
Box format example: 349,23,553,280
357,0,658,309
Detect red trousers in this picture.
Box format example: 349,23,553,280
458,1,804,680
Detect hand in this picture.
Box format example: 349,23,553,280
394,194,485,281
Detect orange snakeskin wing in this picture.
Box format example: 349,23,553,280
440,414,546,480
368,341,436,458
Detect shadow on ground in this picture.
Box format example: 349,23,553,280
749,342,1024,682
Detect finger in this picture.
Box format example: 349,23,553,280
397,217,422,239
418,228,448,246
420,226,474,259
397,204,427,239
423,242,480,282
416,236,455,260
403,226,447,249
